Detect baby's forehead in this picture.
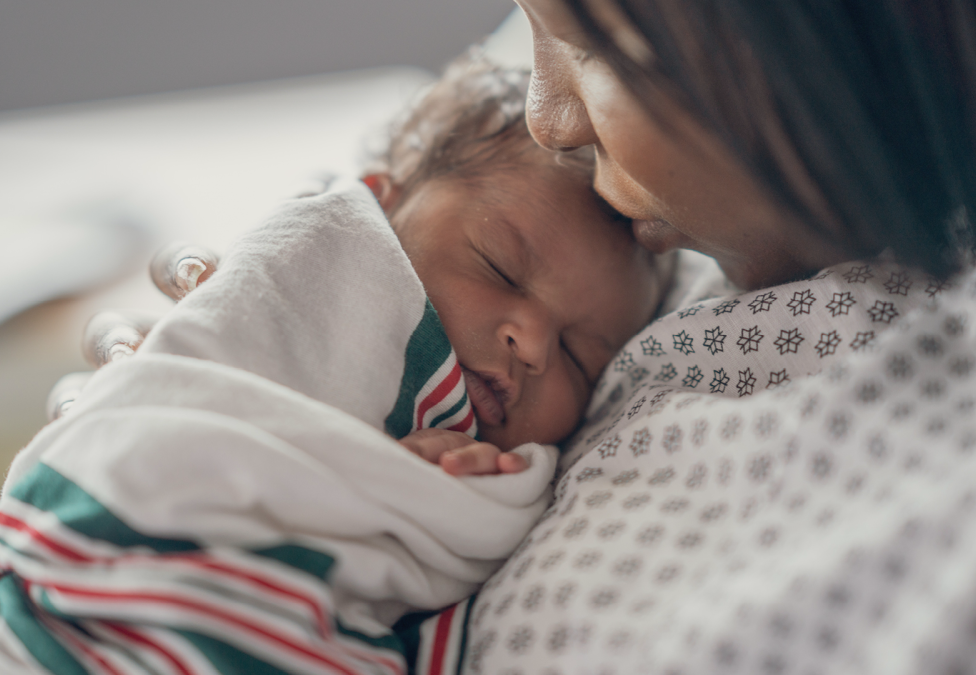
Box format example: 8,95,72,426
464,165,651,274
468,153,606,214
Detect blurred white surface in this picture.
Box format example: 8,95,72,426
0,205,153,326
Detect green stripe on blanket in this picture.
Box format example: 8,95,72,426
176,630,293,675
453,596,475,675
385,299,456,439
429,395,470,430
10,463,336,581
392,609,439,675
251,544,334,581
0,575,87,675
176,628,406,675
10,462,199,553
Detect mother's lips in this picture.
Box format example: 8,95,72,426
631,219,685,255
461,367,506,426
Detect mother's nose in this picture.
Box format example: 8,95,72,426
525,52,598,152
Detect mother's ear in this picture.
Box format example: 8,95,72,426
362,173,403,212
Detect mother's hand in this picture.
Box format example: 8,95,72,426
46,242,220,420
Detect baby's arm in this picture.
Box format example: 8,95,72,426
398,428,529,476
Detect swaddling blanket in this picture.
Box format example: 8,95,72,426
0,176,557,674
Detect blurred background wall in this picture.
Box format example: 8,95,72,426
0,0,514,111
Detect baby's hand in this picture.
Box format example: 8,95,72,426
397,429,528,476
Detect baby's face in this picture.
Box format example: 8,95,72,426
390,163,671,450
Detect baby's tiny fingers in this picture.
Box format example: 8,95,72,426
83,310,161,367
150,242,219,301
497,451,529,474
398,428,477,464
440,443,503,476
46,372,94,421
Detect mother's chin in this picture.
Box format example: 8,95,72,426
631,216,853,292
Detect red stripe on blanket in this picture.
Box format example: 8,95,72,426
166,554,333,639
0,512,92,563
142,556,407,672
2,510,334,637
40,610,126,675
33,580,366,675
446,407,475,434
428,603,457,675
102,622,194,675
416,362,462,430
6,498,414,674
3,511,402,674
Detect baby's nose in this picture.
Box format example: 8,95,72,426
502,310,556,375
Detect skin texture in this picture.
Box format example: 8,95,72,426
371,156,668,472
514,0,850,290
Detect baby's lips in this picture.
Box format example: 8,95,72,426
461,367,506,427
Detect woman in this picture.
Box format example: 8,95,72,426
437,2,976,675
517,0,976,290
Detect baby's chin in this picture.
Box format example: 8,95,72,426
477,416,578,452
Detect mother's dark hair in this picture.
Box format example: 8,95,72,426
566,0,976,278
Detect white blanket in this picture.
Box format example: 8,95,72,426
0,176,557,674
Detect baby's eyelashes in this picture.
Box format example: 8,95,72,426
480,249,522,290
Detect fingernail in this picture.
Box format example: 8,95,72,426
54,399,75,419
175,257,208,294
108,343,135,361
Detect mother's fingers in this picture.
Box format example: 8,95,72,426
46,372,94,421
82,310,162,368
150,242,219,301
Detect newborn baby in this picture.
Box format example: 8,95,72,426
74,55,672,475
0,56,670,675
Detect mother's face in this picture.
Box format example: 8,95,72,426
514,0,848,290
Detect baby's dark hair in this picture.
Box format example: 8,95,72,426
367,51,594,210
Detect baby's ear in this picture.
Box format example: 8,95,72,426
361,173,402,212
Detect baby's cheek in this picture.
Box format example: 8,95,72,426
530,369,590,445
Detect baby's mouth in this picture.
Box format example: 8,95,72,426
460,367,506,427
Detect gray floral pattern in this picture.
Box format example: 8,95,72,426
456,258,976,675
